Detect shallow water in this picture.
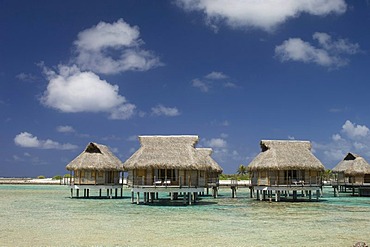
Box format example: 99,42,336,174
0,185,369,246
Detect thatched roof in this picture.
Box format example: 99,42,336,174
196,148,223,173
248,140,325,171
123,135,223,171
66,142,124,171
332,153,370,176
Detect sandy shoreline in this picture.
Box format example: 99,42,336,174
0,178,64,185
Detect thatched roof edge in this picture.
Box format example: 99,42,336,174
66,142,124,171
248,140,324,171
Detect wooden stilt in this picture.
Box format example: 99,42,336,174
136,192,140,205
293,191,297,201
70,188,73,198
334,187,339,197
316,189,319,201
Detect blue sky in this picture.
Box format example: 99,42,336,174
1,0,370,177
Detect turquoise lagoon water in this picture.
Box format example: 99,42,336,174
0,185,369,247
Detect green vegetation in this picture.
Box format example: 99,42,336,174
37,175,46,179
322,169,333,181
236,164,248,175
63,174,71,178
219,164,250,180
52,175,63,180
219,173,250,181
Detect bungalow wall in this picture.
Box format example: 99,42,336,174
336,173,370,185
127,168,207,187
251,170,321,186
73,170,120,185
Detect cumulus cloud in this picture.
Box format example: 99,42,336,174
74,19,162,74
341,120,369,139
313,120,370,166
14,132,78,150
40,65,136,119
151,104,180,117
205,138,227,148
275,32,360,68
56,125,75,133
176,0,346,31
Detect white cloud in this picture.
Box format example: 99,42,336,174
275,33,360,68
205,71,228,80
313,32,360,55
16,73,38,82
223,82,238,88
74,19,162,74
341,120,369,139
332,134,342,141
205,138,227,148
14,132,78,150
313,120,370,166
41,65,136,119
151,104,180,117
176,0,346,31
14,132,40,148
191,78,210,92
56,125,75,133
192,71,237,92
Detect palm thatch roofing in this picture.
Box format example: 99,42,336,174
332,153,370,176
196,148,223,173
123,135,223,171
248,140,325,171
66,142,124,171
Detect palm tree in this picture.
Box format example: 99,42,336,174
322,169,332,182
237,164,247,175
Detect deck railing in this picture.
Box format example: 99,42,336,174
252,176,322,187
130,176,196,187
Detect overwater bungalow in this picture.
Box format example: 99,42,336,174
332,153,370,196
66,142,125,198
248,140,325,201
196,147,223,196
123,135,223,204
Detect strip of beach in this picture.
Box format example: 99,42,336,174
0,177,63,185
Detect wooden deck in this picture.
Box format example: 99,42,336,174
249,184,322,201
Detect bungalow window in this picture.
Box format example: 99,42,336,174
98,171,104,178
91,171,96,178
